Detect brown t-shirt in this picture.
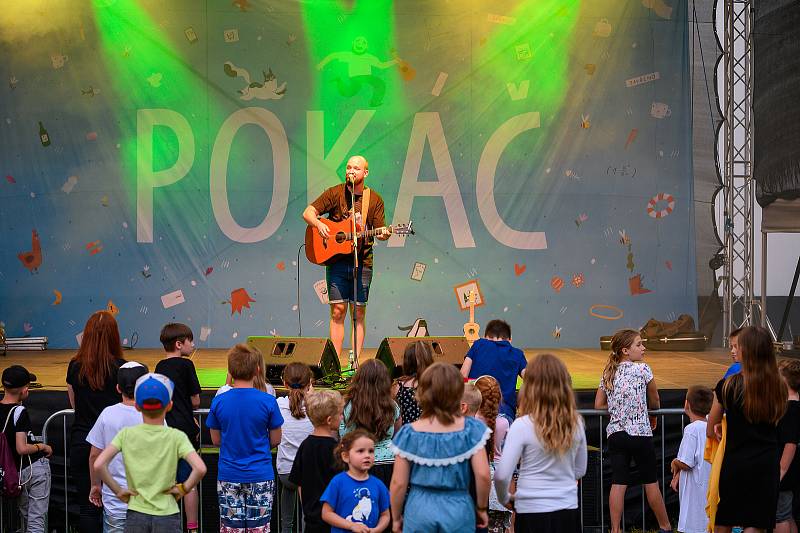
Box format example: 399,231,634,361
310,183,386,267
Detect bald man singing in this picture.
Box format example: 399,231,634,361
303,155,390,361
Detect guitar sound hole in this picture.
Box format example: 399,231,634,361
335,232,346,243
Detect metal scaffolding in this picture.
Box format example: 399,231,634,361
721,0,755,342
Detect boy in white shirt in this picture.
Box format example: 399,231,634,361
671,385,714,533
87,362,149,532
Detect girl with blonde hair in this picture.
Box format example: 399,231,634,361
495,353,586,532
594,330,671,533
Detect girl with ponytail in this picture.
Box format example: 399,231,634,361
594,329,671,533
276,362,314,533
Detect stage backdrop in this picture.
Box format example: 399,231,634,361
0,0,694,348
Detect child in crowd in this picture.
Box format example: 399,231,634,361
216,371,276,397
340,359,400,488
723,327,743,379
391,362,491,532
94,373,207,533
462,382,483,416
496,354,587,533
594,329,671,533
670,385,713,533
475,375,512,533
392,340,433,425
155,323,202,533
206,344,283,532
707,326,787,531
276,362,314,533
289,389,345,533
0,365,53,533
776,360,800,533
461,320,527,419
475,376,508,461
87,361,149,532
321,429,391,533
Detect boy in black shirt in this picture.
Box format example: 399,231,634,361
155,323,202,533
289,389,344,533
1,365,53,532
777,359,800,531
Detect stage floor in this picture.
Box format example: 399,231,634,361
3,346,735,391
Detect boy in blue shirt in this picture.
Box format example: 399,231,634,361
722,327,742,379
460,320,527,419
207,344,284,532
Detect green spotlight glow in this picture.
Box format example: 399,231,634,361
91,0,209,198
301,1,409,139
476,0,580,118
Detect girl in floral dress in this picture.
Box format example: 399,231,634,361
594,329,671,533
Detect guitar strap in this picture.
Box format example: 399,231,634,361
361,187,371,230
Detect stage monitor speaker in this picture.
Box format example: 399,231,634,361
247,336,340,384
375,337,469,378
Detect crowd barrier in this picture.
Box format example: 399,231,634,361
35,407,688,533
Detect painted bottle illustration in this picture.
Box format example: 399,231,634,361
39,121,51,147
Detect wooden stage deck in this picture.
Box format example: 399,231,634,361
2,346,735,391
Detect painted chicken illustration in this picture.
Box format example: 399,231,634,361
18,229,42,273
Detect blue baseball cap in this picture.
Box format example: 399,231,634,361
134,373,174,410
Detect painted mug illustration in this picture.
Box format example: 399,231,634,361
650,102,672,119
593,18,613,38
50,53,69,69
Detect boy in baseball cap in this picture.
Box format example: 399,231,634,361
94,373,207,532
86,362,149,530
1,365,52,531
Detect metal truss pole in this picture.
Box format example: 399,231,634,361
722,0,755,342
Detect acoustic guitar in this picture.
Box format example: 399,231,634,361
305,218,414,265
463,291,480,346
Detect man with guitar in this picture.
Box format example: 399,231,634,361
303,155,391,361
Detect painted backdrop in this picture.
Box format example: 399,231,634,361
0,0,694,348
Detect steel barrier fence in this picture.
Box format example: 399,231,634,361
40,407,689,532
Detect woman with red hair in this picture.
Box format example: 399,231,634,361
66,311,126,532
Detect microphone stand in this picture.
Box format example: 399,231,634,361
348,176,360,370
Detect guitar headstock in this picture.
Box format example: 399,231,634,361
468,290,476,305
392,221,414,236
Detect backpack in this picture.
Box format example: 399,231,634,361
0,406,22,498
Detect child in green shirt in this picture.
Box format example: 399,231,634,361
94,373,207,532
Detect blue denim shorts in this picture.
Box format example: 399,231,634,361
326,261,373,306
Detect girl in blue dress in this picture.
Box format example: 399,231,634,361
389,362,491,532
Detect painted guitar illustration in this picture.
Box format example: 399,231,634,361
305,219,414,265
463,291,480,346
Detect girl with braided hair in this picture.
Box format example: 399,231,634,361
475,375,512,533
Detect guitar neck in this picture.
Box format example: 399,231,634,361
469,304,475,324
346,226,390,239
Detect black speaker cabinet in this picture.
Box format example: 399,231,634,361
375,337,469,377
247,336,340,384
